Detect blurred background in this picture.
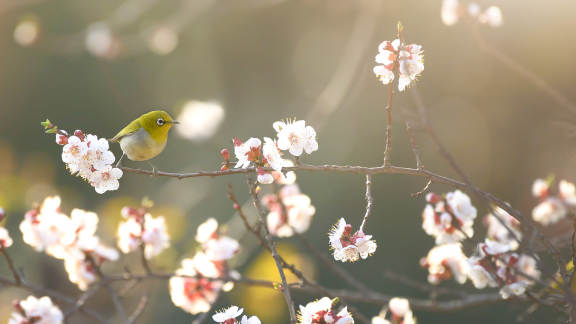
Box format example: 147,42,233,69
0,0,575,322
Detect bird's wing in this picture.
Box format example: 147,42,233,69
109,119,141,142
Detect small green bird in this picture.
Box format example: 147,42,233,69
110,110,178,168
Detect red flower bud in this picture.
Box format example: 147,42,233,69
233,137,242,147
74,130,85,141
220,148,230,161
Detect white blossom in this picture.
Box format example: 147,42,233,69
298,297,354,324
9,296,63,324
532,197,566,225
374,39,424,91
20,196,118,291
234,137,262,168
169,257,222,314
422,191,476,244
240,315,262,324
117,207,170,259
329,218,376,263
441,0,461,26
196,218,219,243
371,298,415,324
531,178,576,225
212,306,244,323
532,178,549,198
20,196,70,253
274,120,318,156
0,227,13,248
58,130,122,194
204,236,240,261
421,243,469,284
262,137,284,171
467,240,540,298
484,207,521,250
263,184,316,237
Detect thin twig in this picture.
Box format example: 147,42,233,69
247,177,298,324
127,295,148,324
471,24,576,115
359,174,373,233
1,247,21,285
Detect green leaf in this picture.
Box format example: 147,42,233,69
40,119,52,128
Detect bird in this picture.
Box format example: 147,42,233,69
110,110,178,171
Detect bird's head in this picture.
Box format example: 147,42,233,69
140,110,178,142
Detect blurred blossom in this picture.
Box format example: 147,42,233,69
420,243,469,284
0,227,13,248
20,196,118,290
478,6,503,27
422,191,477,244
195,218,239,261
329,218,376,262
531,178,576,225
371,298,416,324
441,1,503,28
176,101,225,141
147,26,179,55
9,296,63,324
467,239,540,298
169,258,221,314
117,205,170,259
262,184,315,238
297,297,353,324
170,218,240,314
85,22,119,59
441,0,461,26
13,16,40,47
484,207,521,250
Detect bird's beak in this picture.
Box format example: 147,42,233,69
170,120,180,125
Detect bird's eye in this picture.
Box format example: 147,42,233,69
156,118,166,126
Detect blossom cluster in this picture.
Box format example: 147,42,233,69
373,38,424,91
20,196,119,290
262,184,316,237
441,0,503,27
422,190,477,244
230,119,318,184
298,297,354,324
55,129,123,194
212,306,261,324
531,178,576,225
117,203,170,259
419,189,540,298
371,297,415,324
170,218,240,314
9,296,63,324
467,239,540,299
329,218,377,263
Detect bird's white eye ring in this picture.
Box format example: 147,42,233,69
157,118,166,126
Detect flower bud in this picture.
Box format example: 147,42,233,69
74,130,85,141
220,148,230,161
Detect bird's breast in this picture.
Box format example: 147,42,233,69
119,128,167,161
